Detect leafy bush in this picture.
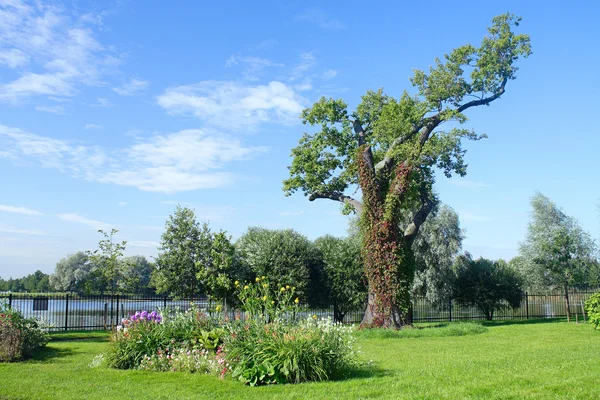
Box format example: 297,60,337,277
226,317,357,385
0,305,49,362
105,307,220,369
225,278,359,385
585,293,600,330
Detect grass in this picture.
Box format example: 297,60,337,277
354,321,488,339
49,330,110,342
1,319,599,399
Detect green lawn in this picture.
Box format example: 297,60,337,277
1,320,598,399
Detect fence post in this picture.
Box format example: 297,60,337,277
8,293,11,308
64,294,69,331
449,298,452,322
163,296,167,309
525,292,529,319
116,294,120,323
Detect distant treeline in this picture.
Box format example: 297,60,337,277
0,270,51,293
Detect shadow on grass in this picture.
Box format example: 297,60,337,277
481,318,566,327
28,345,76,362
331,363,393,382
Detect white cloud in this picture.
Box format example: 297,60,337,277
128,240,159,248
460,212,491,223
94,97,113,107
57,213,113,230
448,179,490,188
0,2,118,102
0,225,47,236
226,55,284,81
0,124,266,193
0,48,29,68
84,124,103,130
35,104,65,114
157,80,305,130
112,78,150,96
0,226,46,236
0,204,43,216
297,9,346,30
322,69,338,80
280,210,305,216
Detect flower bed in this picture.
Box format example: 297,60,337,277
103,278,359,385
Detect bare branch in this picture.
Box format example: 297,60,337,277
457,77,508,113
309,192,363,214
403,190,436,242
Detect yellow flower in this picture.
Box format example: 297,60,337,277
261,275,266,279
286,285,290,289
235,280,239,286
256,277,261,282
262,295,268,301
292,287,296,290
280,287,286,292
271,301,275,305
215,305,222,312
263,283,268,288
312,315,317,320
294,298,299,304
243,285,249,290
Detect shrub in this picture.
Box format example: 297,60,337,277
105,307,221,369
585,293,600,330
226,317,357,385
0,305,48,362
225,278,359,385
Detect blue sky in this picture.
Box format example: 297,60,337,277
1,0,599,278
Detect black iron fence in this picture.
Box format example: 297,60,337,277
1,290,597,331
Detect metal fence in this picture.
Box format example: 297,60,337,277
1,290,597,331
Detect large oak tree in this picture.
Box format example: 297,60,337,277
284,14,531,328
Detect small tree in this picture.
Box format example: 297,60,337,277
88,229,127,296
453,254,524,320
120,256,155,295
196,230,237,307
314,235,367,323
519,193,598,321
50,252,93,293
153,206,206,300
235,228,324,303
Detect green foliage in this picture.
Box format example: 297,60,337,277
283,14,530,327
0,270,51,293
87,229,127,295
453,254,524,320
584,293,600,330
119,256,155,295
0,304,49,362
153,206,238,301
105,307,219,370
226,317,358,386
49,252,93,293
314,235,366,322
138,345,227,376
235,228,324,303
410,203,463,308
234,277,300,322
518,193,598,292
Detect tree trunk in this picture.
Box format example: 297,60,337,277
361,288,412,328
564,285,571,322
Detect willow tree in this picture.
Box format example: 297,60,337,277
283,14,531,328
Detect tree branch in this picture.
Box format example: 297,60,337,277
308,192,363,214
457,77,508,113
403,189,436,242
